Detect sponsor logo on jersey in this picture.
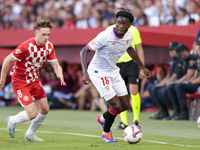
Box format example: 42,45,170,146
15,49,22,54
23,96,29,101
105,86,110,91
111,42,115,45
126,40,129,45
91,41,96,45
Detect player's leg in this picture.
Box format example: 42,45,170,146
126,61,140,127
115,61,139,129
100,94,129,142
115,62,128,129
6,87,33,138
114,110,128,129
25,97,48,141
93,72,128,142
129,83,141,128
96,95,122,142
174,83,199,120
150,86,170,120
25,83,48,141
166,83,180,120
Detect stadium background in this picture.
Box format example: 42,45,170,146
0,24,199,65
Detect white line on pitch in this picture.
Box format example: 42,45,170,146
0,128,200,148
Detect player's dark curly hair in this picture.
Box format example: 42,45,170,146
116,11,134,23
34,19,53,31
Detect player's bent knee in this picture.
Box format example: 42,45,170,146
29,111,38,120
41,107,49,115
110,103,121,111
122,104,130,111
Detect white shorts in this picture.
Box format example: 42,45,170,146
88,69,128,101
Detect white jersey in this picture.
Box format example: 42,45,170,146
87,27,132,74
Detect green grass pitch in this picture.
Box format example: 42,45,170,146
0,106,200,150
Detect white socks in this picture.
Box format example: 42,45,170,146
101,114,105,122
10,111,30,124
26,113,46,135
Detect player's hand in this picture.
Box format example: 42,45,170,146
0,80,5,91
57,75,66,86
82,72,90,85
143,67,151,79
139,70,146,79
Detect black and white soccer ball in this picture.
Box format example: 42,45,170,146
123,125,142,144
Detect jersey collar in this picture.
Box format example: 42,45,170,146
113,28,123,39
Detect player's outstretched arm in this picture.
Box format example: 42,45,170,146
136,44,146,79
80,45,91,85
49,60,66,86
127,47,151,78
0,54,16,90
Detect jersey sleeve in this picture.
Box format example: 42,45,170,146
188,56,197,69
128,35,133,48
87,31,106,51
174,60,183,74
11,44,29,61
47,44,57,62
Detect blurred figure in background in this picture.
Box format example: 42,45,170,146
149,42,183,120
140,65,167,111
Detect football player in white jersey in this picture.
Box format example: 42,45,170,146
80,11,151,143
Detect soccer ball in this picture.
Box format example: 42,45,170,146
197,116,200,128
123,125,142,144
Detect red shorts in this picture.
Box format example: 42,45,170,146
11,74,46,106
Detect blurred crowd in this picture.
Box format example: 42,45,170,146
1,0,200,30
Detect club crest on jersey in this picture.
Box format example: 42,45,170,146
126,40,129,45
23,96,29,101
91,41,96,45
105,86,110,91
15,49,22,54
111,42,115,45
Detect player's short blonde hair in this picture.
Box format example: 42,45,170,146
34,19,53,31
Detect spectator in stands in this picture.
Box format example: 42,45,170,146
155,0,172,25
164,5,177,25
131,3,149,26
145,0,160,26
143,0,157,18
74,81,99,111
98,1,114,27
176,7,190,26
49,10,63,28
149,42,183,119
0,0,199,29
88,8,102,28
63,11,76,29
186,0,199,22
28,14,37,30
76,10,90,29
